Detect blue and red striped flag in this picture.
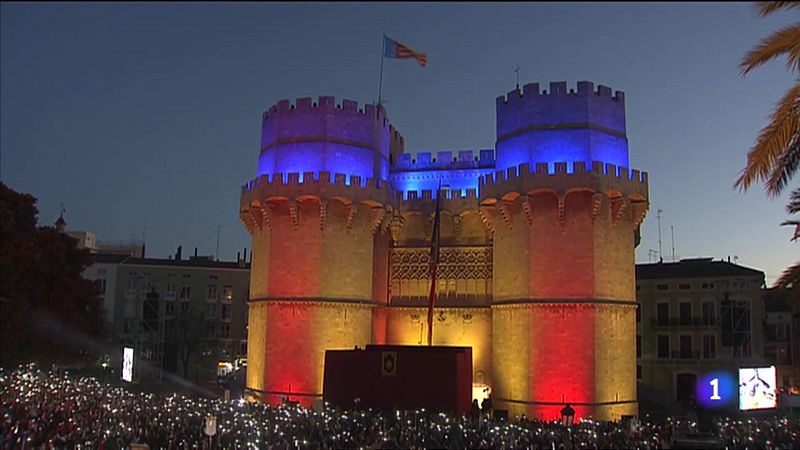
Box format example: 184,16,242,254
384,36,428,67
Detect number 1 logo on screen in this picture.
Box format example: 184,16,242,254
696,372,736,408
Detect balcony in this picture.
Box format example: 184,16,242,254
671,351,701,359
651,317,716,327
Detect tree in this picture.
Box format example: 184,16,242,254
737,1,800,296
0,182,105,367
736,2,800,196
169,308,209,380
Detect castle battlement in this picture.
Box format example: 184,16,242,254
479,161,648,201
242,171,396,196
496,81,624,106
391,149,495,171
264,96,385,120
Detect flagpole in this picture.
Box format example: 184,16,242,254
427,179,442,347
378,34,386,110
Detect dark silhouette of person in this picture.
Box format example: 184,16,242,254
470,399,481,428
481,394,493,422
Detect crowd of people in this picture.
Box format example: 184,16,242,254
1,364,797,449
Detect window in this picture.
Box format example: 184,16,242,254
703,335,716,359
636,284,641,292
679,335,693,358
702,302,715,325
679,302,691,326
775,323,789,341
223,285,233,302
180,302,189,315
167,274,176,293
657,335,670,358
206,322,215,337
182,273,191,279
207,284,218,300
636,335,641,358
637,365,642,380
656,284,669,291
206,303,217,319
222,304,231,320
179,285,192,301
636,306,641,323
165,302,175,316
656,303,669,326
678,283,691,290
701,282,715,289
220,323,230,339
93,279,107,296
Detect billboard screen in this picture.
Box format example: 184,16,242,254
739,366,777,410
122,347,134,383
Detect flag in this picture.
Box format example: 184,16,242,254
426,181,442,346
384,36,428,67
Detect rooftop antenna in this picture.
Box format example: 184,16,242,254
216,225,221,260
657,209,664,263
648,249,658,263
670,225,675,262
515,64,520,90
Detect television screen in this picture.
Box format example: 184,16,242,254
738,366,777,410
122,347,134,383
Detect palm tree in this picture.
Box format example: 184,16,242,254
736,2,800,196
738,2,800,296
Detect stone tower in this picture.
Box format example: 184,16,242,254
240,81,648,420
239,97,402,405
485,81,648,420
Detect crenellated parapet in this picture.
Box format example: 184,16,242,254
495,81,629,173
260,96,395,150
480,161,647,201
258,96,403,184
391,149,495,171
496,81,625,137
239,170,400,235
479,161,648,230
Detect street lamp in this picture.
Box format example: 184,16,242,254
560,404,575,426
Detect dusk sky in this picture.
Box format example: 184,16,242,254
1,2,796,285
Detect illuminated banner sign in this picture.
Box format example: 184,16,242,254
696,371,736,408
122,347,134,382
739,366,777,411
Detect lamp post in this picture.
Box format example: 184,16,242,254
560,404,575,427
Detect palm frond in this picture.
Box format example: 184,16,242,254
740,24,800,76
766,135,800,195
735,83,800,196
786,188,800,214
780,219,800,240
772,261,800,304
758,1,800,17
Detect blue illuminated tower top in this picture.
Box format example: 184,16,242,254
495,81,628,173
258,96,404,185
